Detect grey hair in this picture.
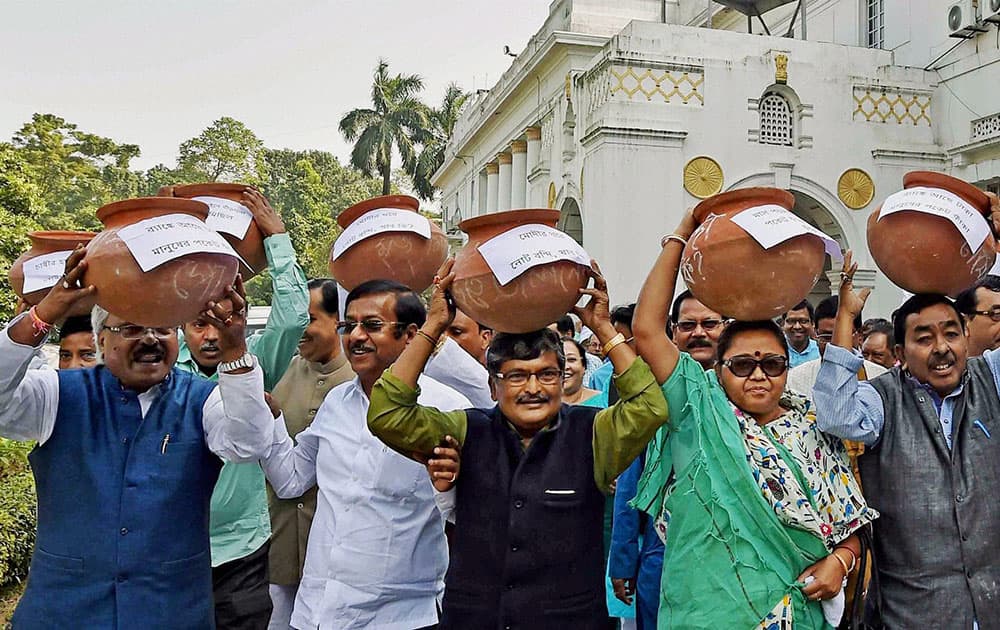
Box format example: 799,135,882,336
91,305,110,364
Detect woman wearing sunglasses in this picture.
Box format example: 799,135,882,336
630,211,877,629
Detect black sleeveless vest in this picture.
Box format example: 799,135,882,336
439,403,609,629
864,358,1000,629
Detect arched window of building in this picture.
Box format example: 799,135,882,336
759,92,793,146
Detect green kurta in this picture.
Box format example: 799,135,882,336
175,231,308,566
633,353,831,629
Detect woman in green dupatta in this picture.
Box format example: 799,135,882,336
631,212,877,629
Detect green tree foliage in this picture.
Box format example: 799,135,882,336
0,208,42,321
340,59,429,196
175,117,267,186
10,113,141,230
0,437,35,590
411,83,469,200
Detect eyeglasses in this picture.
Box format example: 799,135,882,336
493,368,563,387
722,354,789,377
675,319,724,333
784,318,812,327
969,309,1000,322
103,325,177,340
816,333,834,342
335,319,404,334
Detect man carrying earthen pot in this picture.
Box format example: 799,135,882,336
366,260,668,629
172,188,308,629
0,248,275,629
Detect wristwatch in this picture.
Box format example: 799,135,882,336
219,353,256,373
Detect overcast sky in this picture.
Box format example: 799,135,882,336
2,0,550,170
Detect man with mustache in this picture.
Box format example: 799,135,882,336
609,290,724,630
265,278,354,629
814,255,1000,628
175,188,308,630
955,274,1000,358
0,248,275,629
260,279,470,629
366,260,669,629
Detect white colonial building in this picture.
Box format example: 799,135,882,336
433,0,1000,318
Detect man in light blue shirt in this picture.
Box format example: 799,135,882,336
781,299,820,367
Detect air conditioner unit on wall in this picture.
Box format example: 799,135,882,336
983,0,1000,24
948,0,981,38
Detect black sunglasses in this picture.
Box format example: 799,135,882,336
722,354,789,378
335,319,404,334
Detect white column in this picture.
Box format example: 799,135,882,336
510,140,527,209
525,127,541,206
497,152,513,211
486,161,499,213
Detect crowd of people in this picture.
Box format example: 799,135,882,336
3,190,1000,630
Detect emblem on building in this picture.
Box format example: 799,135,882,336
837,168,875,209
775,54,788,84
683,156,725,199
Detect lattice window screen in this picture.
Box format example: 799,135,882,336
759,94,793,146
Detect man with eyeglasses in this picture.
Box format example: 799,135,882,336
171,188,308,630
365,260,668,629
0,248,275,629
955,274,1000,358
260,278,470,630
781,299,820,368
668,289,725,370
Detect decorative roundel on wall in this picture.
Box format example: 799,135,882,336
683,156,724,199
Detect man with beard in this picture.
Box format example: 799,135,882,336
260,279,470,629
609,290,724,630
0,248,275,629
366,260,668,629
265,278,354,629
955,275,1000,358
175,188,308,629
815,255,1000,628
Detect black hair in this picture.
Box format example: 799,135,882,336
863,318,892,339
59,315,93,341
486,328,565,376
782,299,814,322
716,320,789,361
307,278,340,315
892,293,965,346
610,303,637,330
670,290,695,324
344,279,426,338
555,315,575,336
954,275,1000,315
563,337,589,369
814,295,862,331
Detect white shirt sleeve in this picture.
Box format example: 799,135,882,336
202,358,277,462
424,336,494,408
259,411,319,499
433,488,457,524
0,316,60,444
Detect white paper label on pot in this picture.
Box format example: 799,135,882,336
194,196,254,240
730,204,843,259
878,186,989,251
22,250,73,293
117,213,243,272
477,224,591,286
332,208,432,260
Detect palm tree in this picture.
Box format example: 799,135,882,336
411,83,469,200
340,59,428,196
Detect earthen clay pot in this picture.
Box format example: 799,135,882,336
681,187,827,321
84,197,239,327
451,209,590,333
329,195,448,292
867,171,995,296
9,231,97,316
166,183,267,278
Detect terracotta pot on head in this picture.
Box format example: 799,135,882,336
84,197,240,327
451,209,591,333
681,187,827,321
9,231,98,317
867,171,996,297
165,183,267,278
329,195,448,292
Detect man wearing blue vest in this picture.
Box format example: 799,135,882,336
367,260,670,629
0,248,276,630
172,188,308,629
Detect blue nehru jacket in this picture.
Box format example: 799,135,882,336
12,366,220,630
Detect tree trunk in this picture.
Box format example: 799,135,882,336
381,164,391,195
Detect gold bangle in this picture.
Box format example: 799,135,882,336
602,333,627,356
659,233,688,248
416,330,439,347
831,549,852,576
